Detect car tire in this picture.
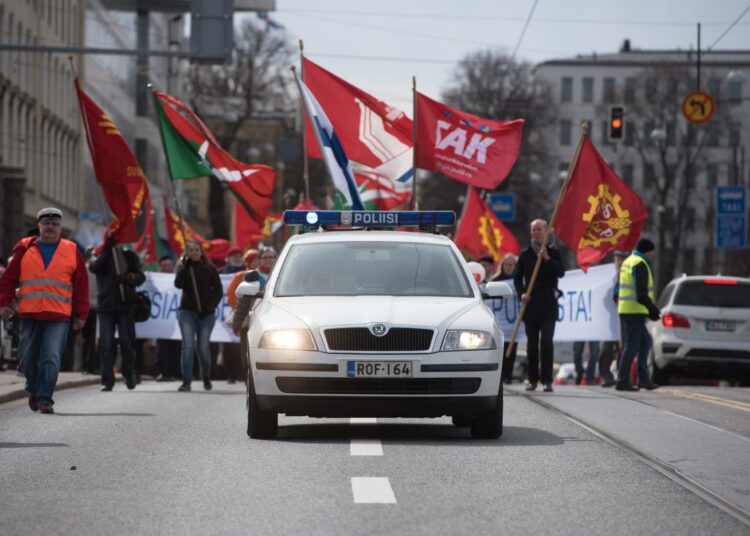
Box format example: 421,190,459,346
470,382,503,439
648,351,670,385
246,367,278,439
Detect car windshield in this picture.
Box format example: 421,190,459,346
274,241,473,297
673,281,750,308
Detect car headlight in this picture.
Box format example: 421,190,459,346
259,329,316,350
441,330,495,351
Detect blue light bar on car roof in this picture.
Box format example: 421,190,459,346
283,210,456,228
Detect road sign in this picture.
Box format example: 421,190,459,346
487,193,515,221
682,91,715,124
715,186,747,249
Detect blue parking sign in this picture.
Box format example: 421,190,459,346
715,187,747,249
487,193,515,221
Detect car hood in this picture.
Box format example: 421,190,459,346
267,295,482,332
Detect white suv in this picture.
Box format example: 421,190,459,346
236,211,513,439
649,275,750,385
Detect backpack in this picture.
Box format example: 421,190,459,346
134,291,151,322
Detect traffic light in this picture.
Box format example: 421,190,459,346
608,106,625,142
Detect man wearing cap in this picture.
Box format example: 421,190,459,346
0,208,89,414
219,247,245,275
616,239,661,391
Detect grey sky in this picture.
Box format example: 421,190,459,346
264,0,750,111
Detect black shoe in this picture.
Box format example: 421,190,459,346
525,382,537,391
543,383,554,393
615,384,640,392
574,374,582,385
203,378,212,391
126,375,136,390
100,385,113,392
601,380,615,388
640,383,659,390
178,382,191,392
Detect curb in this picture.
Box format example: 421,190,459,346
0,377,100,405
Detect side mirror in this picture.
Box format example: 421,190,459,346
482,281,513,299
244,270,260,283
236,281,261,298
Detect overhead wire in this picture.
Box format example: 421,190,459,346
510,0,539,61
708,4,750,49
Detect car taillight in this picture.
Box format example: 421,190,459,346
662,312,690,328
703,278,738,285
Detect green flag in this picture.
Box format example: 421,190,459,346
154,96,212,180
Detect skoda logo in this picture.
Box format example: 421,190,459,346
371,324,388,337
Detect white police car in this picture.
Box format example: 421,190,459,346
236,210,513,439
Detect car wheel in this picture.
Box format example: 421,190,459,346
470,382,503,439
648,351,670,385
452,416,471,427
246,367,278,439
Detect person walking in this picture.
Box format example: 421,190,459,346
616,238,661,391
492,253,519,384
175,240,223,392
89,236,146,391
154,255,181,382
598,250,629,387
80,247,99,374
514,219,565,393
224,249,259,384
0,208,89,413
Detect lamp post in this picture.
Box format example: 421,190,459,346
649,128,668,288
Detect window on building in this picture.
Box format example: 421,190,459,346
621,163,634,186
729,121,741,145
707,78,721,100
603,77,615,103
561,77,573,102
582,77,594,103
624,121,634,146
644,163,656,188
645,78,657,100
706,163,718,189
685,207,696,231
706,121,720,147
601,120,609,145
729,80,743,105
560,119,572,146
624,78,636,104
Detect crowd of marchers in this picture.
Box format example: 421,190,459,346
0,206,661,414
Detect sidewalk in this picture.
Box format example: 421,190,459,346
0,368,100,405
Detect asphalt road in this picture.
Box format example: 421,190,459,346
1,382,748,536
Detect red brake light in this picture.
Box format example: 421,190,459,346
703,278,738,285
662,312,690,328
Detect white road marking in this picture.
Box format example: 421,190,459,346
350,439,383,456
350,418,377,424
351,477,397,504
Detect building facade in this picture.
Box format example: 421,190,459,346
535,42,750,282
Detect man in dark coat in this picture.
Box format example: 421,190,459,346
89,237,146,391
514,219,565,392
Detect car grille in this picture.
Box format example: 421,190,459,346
275,377,481,395
324,328,434,352
685,349,750,359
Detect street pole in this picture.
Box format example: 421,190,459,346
299,40,311,209
411,76,418,210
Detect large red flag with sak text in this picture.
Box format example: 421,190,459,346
554,137,648,271
455,187,520,264
415,92,524,189
75,79,148,244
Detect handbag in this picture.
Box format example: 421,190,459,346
134,291,151,322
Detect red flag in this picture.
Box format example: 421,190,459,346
302,58,413,209
163,205,234,264
235,200,281,248
153,90,275,225
75,79,148,243
554,137,648,271
455,187,520,264
415,92,524,189
133,197,158,267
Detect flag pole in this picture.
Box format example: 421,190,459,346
71,60,126,302
410,76,418,210
149,83,202,312
504,122,589,358
299,39,311,208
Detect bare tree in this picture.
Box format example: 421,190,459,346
627,65,731,288
188,20,293,238
420,50,557,246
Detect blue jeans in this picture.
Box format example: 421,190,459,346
617,315,652,387
98,308,136,388
19,319,69,406
178,310,215,383
573,341,601,383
